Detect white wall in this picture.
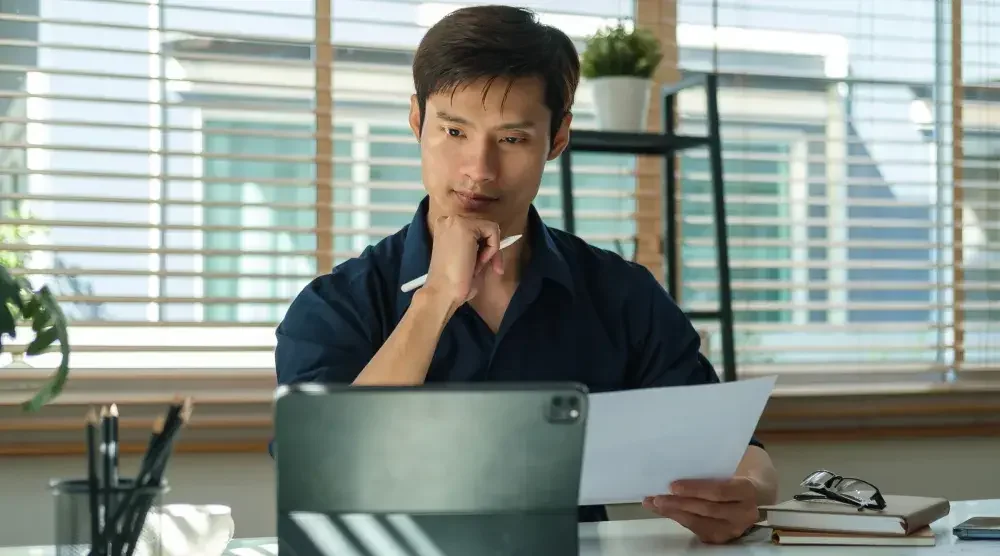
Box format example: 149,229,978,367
2,437,1000,547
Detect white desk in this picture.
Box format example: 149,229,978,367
4,500,998,555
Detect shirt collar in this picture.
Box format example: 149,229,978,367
394,196,575,320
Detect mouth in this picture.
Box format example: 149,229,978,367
452,190,499,210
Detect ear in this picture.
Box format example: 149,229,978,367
408,94,422,141
546,112,573,161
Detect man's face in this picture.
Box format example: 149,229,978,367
409,76,570,233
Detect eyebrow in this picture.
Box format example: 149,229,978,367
436,111,470,125
435,110,537,132
497,120,537,131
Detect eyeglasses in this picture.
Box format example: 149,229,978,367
793,469,887,511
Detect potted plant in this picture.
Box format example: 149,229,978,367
580,22,664,132
1,215,71,412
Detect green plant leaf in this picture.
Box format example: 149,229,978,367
0,266,19,344
38,286,67,324
30,303,50,332
2,214,71,412
0,266,22,311
1,262,73,412
26,326,59,356
580,22,664,79
20,354,70,412
20,297,38,317
0,306,14,342
19,290,70,411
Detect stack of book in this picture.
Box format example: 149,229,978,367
759,495,951,547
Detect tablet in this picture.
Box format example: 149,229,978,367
953,516,1000,540
273,381,589,556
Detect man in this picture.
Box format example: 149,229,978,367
275,4,777,544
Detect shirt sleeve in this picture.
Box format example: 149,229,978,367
625,264,765,450
270,262,388,459
274,265,382,387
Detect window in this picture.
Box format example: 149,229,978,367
671,0,999,385
681,135,799,325
0,64,28,270
0,0,641,380
197,120,351,323
540,151,637,258
0,0,997,441
961,134,1000,370
0,122,25,218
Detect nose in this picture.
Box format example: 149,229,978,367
461,137,498,184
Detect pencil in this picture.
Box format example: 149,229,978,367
99,406,112,551
137,398,183,482
139,416,165,473
115,417,165,556
85,408,103,555
109,404,119,487
107,404,121,551
152,398,192,483
109,398,191,550
123,401,193,556
139,398,191,489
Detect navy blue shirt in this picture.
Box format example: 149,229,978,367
275,197,760,522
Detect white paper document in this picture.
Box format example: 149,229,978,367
579,376,777,506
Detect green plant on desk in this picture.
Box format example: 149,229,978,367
0,262,71,412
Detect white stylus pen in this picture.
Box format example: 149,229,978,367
400,234,523,293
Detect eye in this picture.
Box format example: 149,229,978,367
501,136,524,144
444,127,464,138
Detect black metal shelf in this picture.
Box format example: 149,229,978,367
558,73,737,382
566,130,710,155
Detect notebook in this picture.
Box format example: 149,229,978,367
771,526,936,546
759,495,950,536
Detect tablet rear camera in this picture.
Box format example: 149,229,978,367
546,396,581,423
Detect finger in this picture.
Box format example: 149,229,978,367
671,478,755,503
470,259,490,286
652,495,727,520
472,250,500,277
491,248,504,275
471,220,501,268
655,507,739,545
472,254,487,277
653,495,759,526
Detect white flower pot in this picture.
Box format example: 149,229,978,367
589,76,652,132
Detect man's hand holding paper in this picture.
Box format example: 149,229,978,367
643,477,762,544
580,377,777,543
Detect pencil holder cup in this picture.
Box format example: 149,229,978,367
51,477,170,556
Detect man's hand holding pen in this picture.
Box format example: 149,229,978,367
422,215,505,306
